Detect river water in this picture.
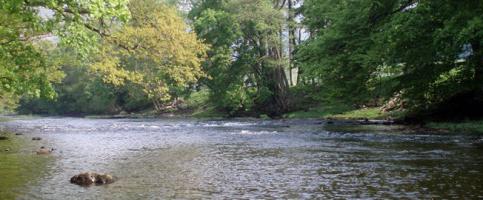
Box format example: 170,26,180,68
0,117,482,199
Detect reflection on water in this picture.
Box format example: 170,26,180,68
1,117,482,199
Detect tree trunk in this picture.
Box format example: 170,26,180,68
287,0,296,86
265,45,290,117
152,99,161,112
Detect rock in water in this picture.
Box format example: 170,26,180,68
95,174,115,185
36,146,54,155
70,172,115,186
70,173,95,186
32,137,42,141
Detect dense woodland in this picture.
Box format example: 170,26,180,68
1,0,482,121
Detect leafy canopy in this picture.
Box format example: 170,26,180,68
0,0,130,110
91,0,207,110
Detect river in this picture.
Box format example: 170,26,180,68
0,117,482,199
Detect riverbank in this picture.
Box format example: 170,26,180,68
284,107,402,120
7,104,483,135
284,106,483,134
84,105,483,135
425,121,483,134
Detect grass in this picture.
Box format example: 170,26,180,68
285,104,404,120
426,120,483,134
329,107,384,119
287,105,483,135
284,104,352,119
329,108,406,120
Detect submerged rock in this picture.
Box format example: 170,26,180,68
36,146,54,155
0,136,8,140
32,137,42,141
70,172,115,186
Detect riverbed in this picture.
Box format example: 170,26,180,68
1,117,482,199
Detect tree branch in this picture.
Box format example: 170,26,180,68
370,0,418,24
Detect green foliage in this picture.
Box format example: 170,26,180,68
6,0,483,120
284,105,349,119
0,0,130,111
14,0,207,115
17,48,118,115
92,0,207,112
192,6,246,114
17,46,155,115
191,0,290,117
297,0,380,105
285,105,405,120
330,108,387,120
185,89,210,109
186,89,227,118
0,2,60,108
376,0,483,110
297,0,483,116
194,9,241,47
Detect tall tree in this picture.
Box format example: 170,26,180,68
91,0,207,111
297,0,380,106
191,0,290,117
377,0,483,114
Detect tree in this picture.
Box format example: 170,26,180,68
298,0,483,117
191,0,290,117
376,0,483,117
91,0,207,111
297,0,379,106
0,0,130,110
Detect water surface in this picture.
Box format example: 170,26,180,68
1,117,482,199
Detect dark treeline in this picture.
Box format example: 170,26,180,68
2,0,483,120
